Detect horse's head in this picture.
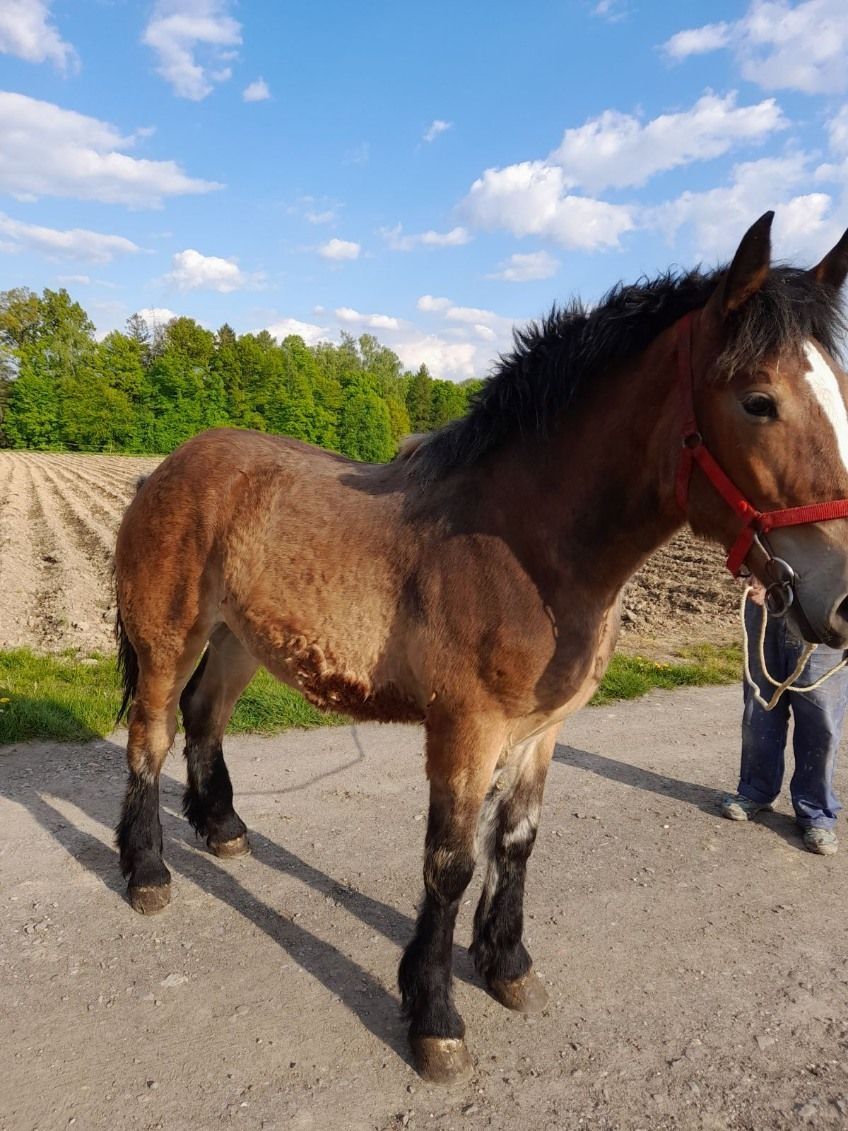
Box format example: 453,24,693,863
687,211,848,646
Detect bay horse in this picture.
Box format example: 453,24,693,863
114,212,848,1085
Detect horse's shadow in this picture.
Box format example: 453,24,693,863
0,722,480,1067
4,716,806,1068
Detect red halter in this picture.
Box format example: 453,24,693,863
674,311,848,577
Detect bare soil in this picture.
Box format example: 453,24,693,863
2,688,848,1130
0,453,158,653
0,451,740,656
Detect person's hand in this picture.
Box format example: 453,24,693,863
746,578,766,606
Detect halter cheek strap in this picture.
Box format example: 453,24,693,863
674,311,848,576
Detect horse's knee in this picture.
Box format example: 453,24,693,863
423,842,476,905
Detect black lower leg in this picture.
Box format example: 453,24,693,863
116,771,171,890
398,827,475,1040
471,812,537,984
182,738,246,847
180,662,246,849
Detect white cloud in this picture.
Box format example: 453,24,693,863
259,297,514,381
0,214,141,262
381,223,471,251
318,238,361,261
335,307,401,331
826,106,848,157
0,93,220,207
57,274,91,286
592,0,629,22
648,154,840,260
265,317,328,345
289,195,341,225
391,335,480,380
143,0,241,100
0,1,77,71
664,1,848,94
552,92,785,192
134,307,178,330
663,22,732,60
417,295,452,313
440,304,517,343
164,248,259,292
243,77,270,102
423,119,452,143
461,90,786,249
413,295,518,371
463,161,635,250
487,250,559,282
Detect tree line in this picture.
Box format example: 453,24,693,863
0,287,484,460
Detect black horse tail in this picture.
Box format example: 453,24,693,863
115,609,139,723
114,472,149,723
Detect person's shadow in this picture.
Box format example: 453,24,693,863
552,741,807,849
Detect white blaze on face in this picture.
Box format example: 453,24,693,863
803,341,848,474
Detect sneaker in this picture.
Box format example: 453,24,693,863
720,793,773,821
802,827,838,856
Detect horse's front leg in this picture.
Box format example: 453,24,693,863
470,728,556,1014
398,712,505,1085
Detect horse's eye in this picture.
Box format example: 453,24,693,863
742,394,778,420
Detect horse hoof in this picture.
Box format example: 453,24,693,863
128,883,171,915
410,1037,474,1086
488,969,549,1014
209,833,251,859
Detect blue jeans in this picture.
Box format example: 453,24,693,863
739,601,848,829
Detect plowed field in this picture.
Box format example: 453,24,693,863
0,451,741,654
0,452,159,652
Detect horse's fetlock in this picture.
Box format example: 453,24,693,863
128,854,171,891
406,990,465,1041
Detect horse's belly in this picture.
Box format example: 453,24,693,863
227,605,424,723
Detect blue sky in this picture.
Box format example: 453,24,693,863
1,0,847,378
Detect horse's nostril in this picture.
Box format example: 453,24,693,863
836,596,848,625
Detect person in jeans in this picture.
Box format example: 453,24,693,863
721,584,848,855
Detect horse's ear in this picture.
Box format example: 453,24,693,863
705,211,774,320
809,228,848,292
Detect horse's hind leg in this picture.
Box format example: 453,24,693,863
470,728,555,1014
117,641,206,914
398,711,506,1085
179,624,258,857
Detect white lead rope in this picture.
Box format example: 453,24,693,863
741,586,848,711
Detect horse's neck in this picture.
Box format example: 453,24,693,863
488,331,685,611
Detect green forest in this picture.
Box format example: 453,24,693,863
0,287,483,460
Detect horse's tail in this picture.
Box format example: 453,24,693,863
115,608,139,724
114,472,149,723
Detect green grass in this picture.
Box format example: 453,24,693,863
0,649,345,744
0,642,742,745
589,643,742,706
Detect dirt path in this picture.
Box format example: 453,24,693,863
2,687,847,1130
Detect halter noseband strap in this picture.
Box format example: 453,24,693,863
674,310,848,577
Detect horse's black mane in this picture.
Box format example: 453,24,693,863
408,264,846,481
